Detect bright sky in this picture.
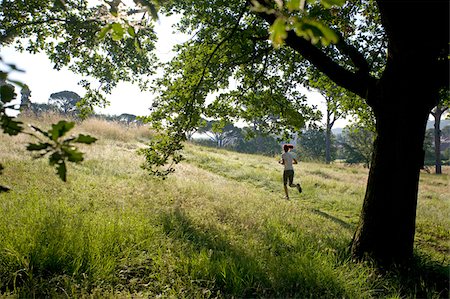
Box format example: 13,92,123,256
0,14,184,117
0,12,350,128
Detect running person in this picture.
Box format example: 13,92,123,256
279,144,302,200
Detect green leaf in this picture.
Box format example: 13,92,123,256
148,3,159,20
49,120,75,141
127,25,136,37
134,38,142,53
7,79,26,89
108,0,120,16
111,23,125,41
62,146,84,162
98,24,112,40
56,161,67,182
74,134,97,144
319,24,339,46
293,19,338,46
6,63,25,72
134,0,159,20
1,115,23,135
26,142,51,151
0,84,15,103
321,0,346,8
53,0,67,10
269,18,288,48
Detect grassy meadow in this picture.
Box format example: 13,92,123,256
0,114,448,298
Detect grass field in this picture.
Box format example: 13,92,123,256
0,114,448,298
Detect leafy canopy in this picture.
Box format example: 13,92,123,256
1,0,160,114
141,0,385,176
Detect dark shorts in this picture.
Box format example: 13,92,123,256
283,170,294,186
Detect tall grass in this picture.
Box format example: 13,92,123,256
0,115,448,298
19,111,153,143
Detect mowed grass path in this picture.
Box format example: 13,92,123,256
0,116,448,298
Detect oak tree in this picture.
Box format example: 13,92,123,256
145,0,449,264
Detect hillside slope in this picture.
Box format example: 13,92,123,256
0,115,448,298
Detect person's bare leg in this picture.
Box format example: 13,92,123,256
290,183,302,193
284,184,289,199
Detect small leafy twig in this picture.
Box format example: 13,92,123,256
26,121,97,182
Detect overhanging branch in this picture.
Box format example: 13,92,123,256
334,31,369,74
248,2,376,100
284,31,372,99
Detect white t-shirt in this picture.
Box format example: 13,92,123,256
282,152,295,170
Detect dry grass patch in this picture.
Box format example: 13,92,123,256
78,118,152,143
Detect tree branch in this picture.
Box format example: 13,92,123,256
284,29,372,99
249,3,376,100
192,6,247,102
334,31,370,74
2,17,101,45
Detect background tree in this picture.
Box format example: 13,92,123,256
297,127,334,161
307,70,376,164
338,123,375,167
117,113,138,125
422,128,435,168
307,74,345,163
48,90,82,116
198,120,243,148
234,128,280,156
27,102,54,115
430,90,449,174
441,126,450,165
20,85,31,110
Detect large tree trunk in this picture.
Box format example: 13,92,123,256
351,66,438,264
350,0,448,265
351,113,427,263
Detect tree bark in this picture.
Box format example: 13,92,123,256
350,0,448,265
351,61,439,264
351,113,427,263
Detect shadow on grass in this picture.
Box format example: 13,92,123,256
309,208,354,231
379,254,450,299
159,207,271,297
159,207,359,298
159,207,450,298
0,210,91,298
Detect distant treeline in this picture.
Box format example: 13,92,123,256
23,92,449,167
23,91,142,126
191,120,450,167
